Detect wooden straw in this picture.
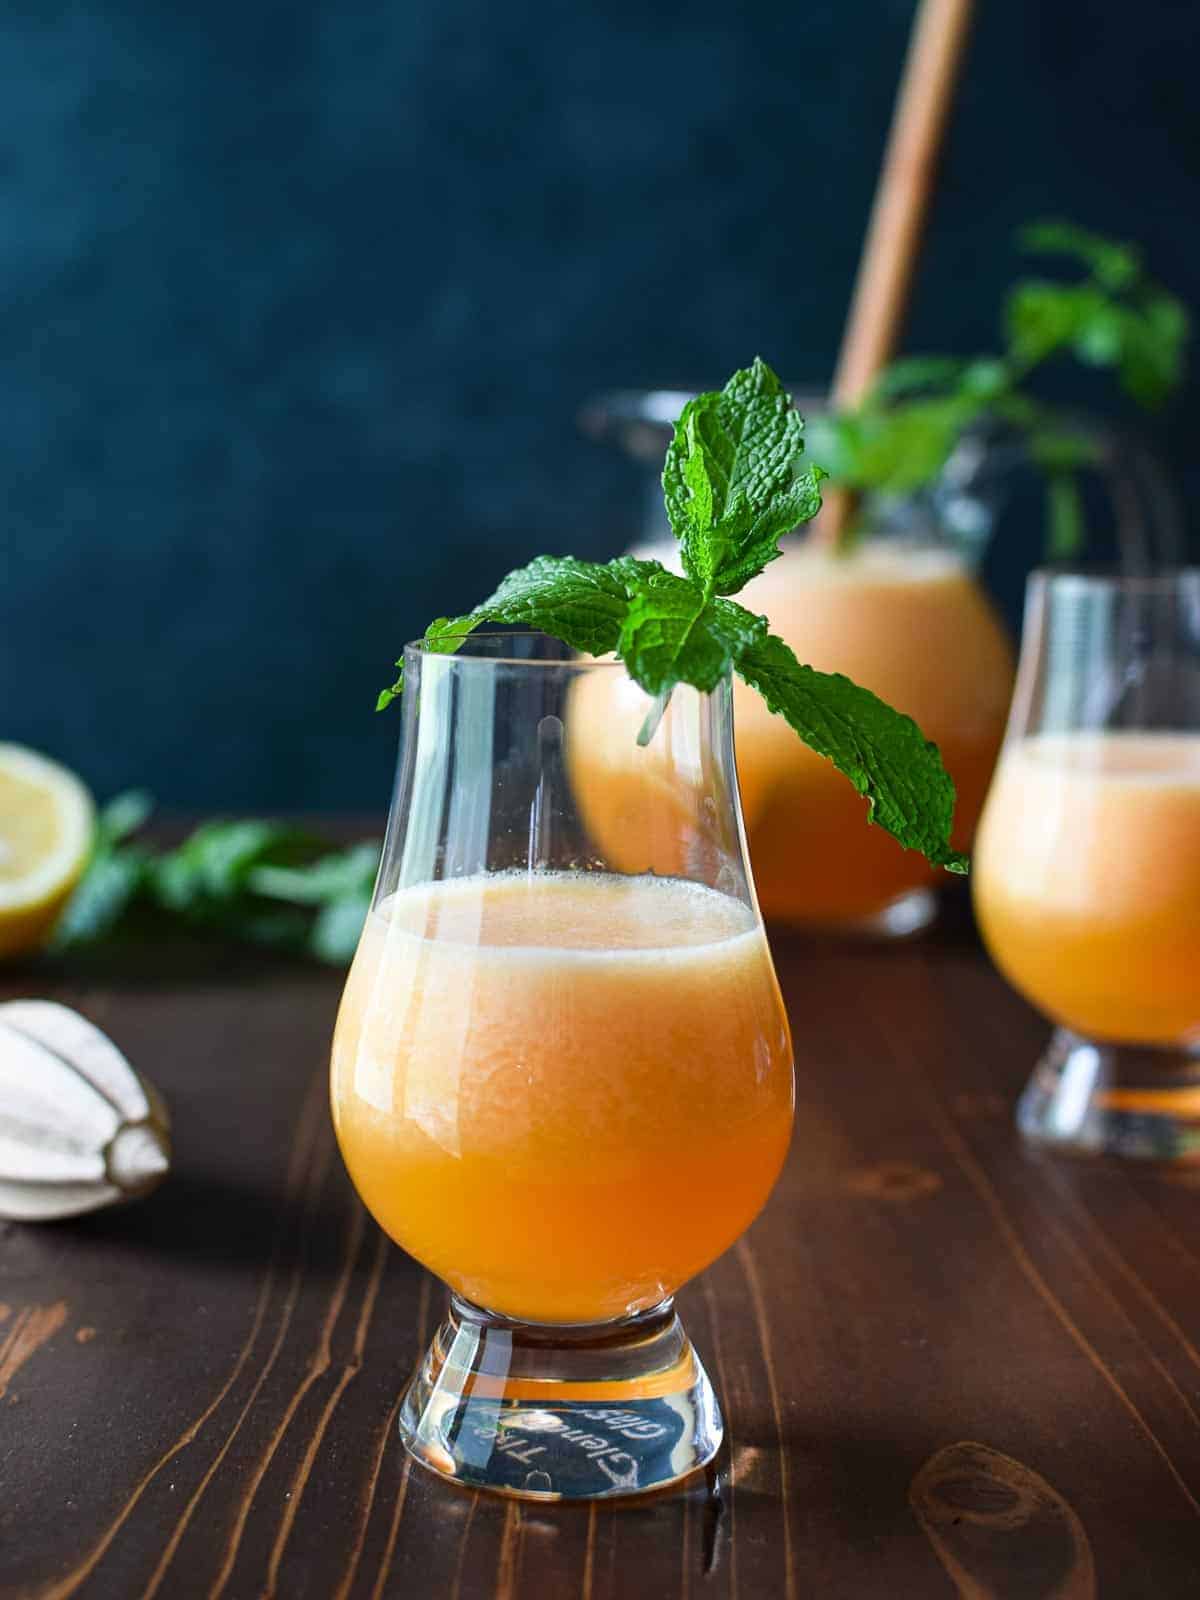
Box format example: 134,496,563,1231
817,0,975,546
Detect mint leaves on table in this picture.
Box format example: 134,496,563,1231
53,796,380,965
380,357,967,875
809,220,1189,557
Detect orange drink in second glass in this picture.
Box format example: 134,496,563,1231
974,733,1200,1044
569,540,1013,930
332,872,792,1325
972,568,1200,1161
734,542,1012,926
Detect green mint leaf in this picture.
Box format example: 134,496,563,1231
152,821,312,909
153,822,381,957
380,555,687,711
958,358,1012,402
1018,399,1098,471
809,394,978,495
52,848,151,949
1113,293,1189,409
710,596,772,654
380,552,685,705
1006,280,1188,410
1005,281,1107,369
1006,220,1187,413
53,789,158,946
868,356,969,399
247,842,380,906
616,574,708,696
375,560,645,709
735,631,967,873
378,616,489,707
465,556,634,651
1144,289,1190,354
1044,472,1086,561
1019,219,1141,292
662,357,823,596
616,575,769,699
310,892,373,965
96,789,154,848
440,556,636,657
422,615,473,651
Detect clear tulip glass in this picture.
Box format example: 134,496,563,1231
330,633,794,1498
973,570,1200,1159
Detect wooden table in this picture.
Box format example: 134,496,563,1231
4,901,1200,1599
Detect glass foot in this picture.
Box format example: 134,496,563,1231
1018,1028,1200,1161
398,1296,723,1501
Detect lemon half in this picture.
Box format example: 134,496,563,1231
0,745,95,958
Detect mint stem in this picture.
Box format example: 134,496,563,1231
636,690,672,747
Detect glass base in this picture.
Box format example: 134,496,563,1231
398,1296,722,1501
1018,1028,1200,1161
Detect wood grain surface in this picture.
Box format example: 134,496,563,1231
3,899,1200,1598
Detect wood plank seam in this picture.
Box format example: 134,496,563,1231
889,1010,1200,1524
263,1206,382,1594
205,1137,357,1599
700,1275,738,1598
364,1274,434,1600
33,1065,330,1600
735,1239,796,1600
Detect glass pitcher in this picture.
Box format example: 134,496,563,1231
579,389,1183,935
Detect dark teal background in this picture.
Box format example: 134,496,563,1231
2,0,1197,808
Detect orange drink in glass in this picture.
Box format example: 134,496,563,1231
332,632,793,1498
333,872,792,1326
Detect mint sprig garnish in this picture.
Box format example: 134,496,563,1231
379,357,967,875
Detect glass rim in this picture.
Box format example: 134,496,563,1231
402,629,629,671
1030,564,1200,595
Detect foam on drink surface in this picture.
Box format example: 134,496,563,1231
376,870,758,955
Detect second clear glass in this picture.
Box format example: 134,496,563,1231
973,569,1200,1159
